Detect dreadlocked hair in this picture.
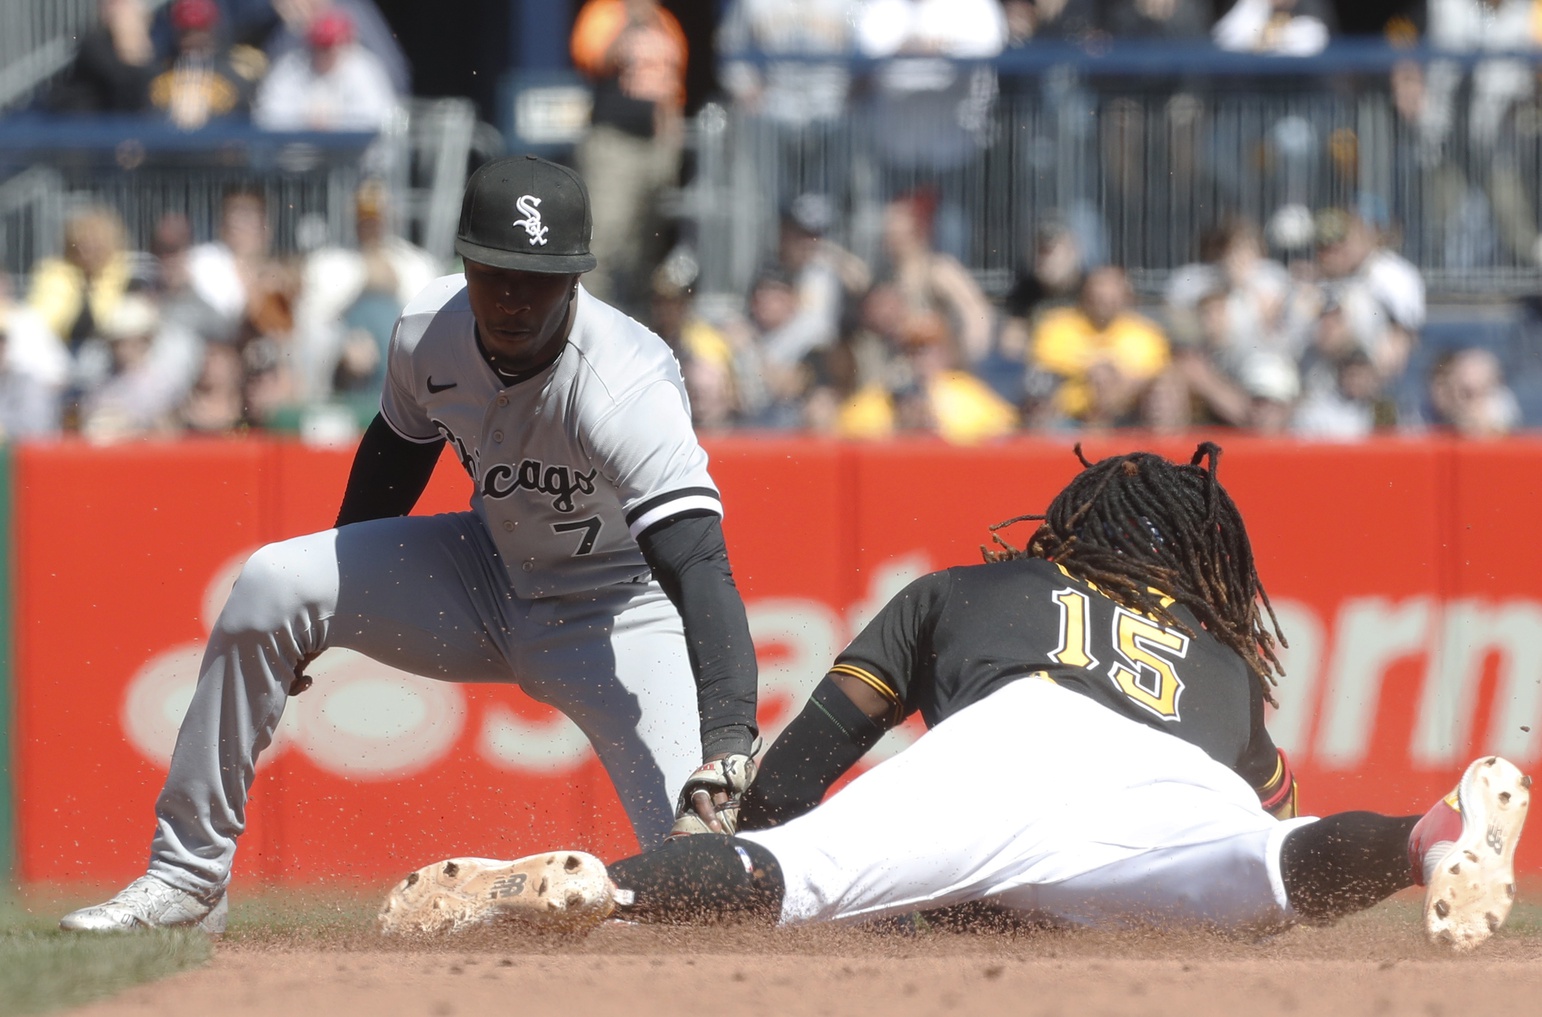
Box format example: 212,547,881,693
982,442,1288,706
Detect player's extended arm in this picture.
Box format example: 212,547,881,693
1237,671,1299,820
638,510,761,835
735,670,896,830
334,413,447,527
636,510,759,759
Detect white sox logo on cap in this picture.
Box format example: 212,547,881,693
455,154,596,273
514,195,549,247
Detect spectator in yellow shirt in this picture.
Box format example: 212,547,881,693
26,205,141,350
836,310,1017,444
1030,265,1171,428
899,312,1018,443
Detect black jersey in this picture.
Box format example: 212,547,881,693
832,556,1282,793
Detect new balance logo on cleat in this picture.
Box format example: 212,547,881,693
491,873,529,898
1486,824,1507,854
1411,756,1531,952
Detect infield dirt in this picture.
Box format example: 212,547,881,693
53,898,1542,1017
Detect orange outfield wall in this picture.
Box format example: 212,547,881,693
11,435,1542,887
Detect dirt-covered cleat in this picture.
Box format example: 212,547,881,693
377,852,615,937
60,875,227,933
1410,756,1530,952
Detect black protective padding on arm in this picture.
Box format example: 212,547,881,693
334,414,446,527
637,511,758,759
737,675,888,830
1236,672,1289,806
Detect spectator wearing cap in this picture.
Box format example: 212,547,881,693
1290,298,1397,440
149,0,265,129
720,266,810,429
1236,350,1301,435
253,7,400,132
646,253,751,433
253,0,412,96
1309,205,1425,412
751,193,868,375
291,179,444,411
78,293,206,442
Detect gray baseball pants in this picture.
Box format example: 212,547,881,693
146,512,700,896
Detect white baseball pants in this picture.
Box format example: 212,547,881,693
741,678,1315,933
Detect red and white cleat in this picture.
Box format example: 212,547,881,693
1409,756,1531,952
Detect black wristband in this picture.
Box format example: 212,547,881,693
736,676,887,830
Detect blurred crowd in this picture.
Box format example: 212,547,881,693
44,0,405,132
0,0,1538,445
0,178,437,443
2,179,1522,448
613,0,1541,443
650,191,1525,443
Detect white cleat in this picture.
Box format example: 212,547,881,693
377,852,615,937
59,875,228,933
1413,756,1531,952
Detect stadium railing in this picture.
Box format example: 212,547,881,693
0,96,482,280
3,40,1541,304
684,40,1542,303
0,0,171,114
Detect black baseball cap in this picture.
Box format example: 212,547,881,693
455,155,597,274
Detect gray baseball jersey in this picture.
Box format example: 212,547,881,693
381,277,723,598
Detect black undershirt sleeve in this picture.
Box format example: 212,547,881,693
1236,673,1294,813
736,675,888,830
334,413,447,527
636,510,758,760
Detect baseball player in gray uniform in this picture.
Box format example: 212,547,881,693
62,155,760,933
